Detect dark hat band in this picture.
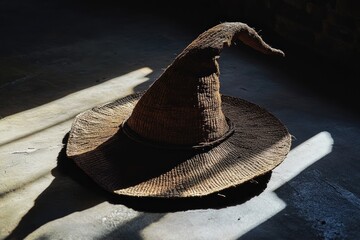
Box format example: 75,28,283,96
121,117,235,151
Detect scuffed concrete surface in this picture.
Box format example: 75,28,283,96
1,1,360,239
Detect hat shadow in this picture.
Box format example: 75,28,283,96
4,134,107,240
60,132,272,213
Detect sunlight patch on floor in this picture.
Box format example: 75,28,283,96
140,131,334,239
270,131,334,191
0,67,152,146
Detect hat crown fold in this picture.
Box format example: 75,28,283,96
126,22,284,146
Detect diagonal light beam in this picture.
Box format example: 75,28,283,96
0,67,152,147
140,132,334,239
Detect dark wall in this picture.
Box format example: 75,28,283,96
220,0,359,60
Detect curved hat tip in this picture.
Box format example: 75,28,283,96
233,22,285,57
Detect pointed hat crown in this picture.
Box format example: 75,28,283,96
126,22,284,147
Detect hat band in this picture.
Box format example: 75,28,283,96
121,117,235,151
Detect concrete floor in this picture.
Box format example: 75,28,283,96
1,1,360,239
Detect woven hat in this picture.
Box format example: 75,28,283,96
66,22,291,198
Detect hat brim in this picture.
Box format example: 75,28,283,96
66,92,291,198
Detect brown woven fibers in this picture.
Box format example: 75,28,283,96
66,22,291,197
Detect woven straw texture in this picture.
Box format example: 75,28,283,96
66,22,291,197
